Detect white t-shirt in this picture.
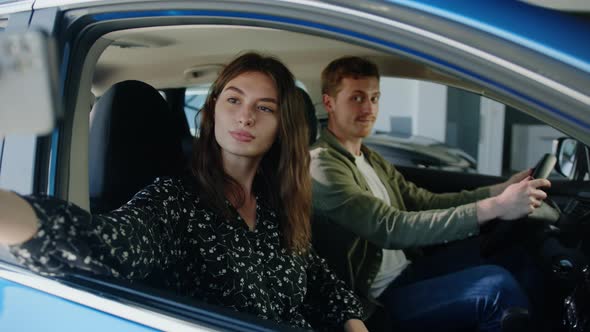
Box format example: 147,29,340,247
354,153,410,299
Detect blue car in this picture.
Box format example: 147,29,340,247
1,0,589,331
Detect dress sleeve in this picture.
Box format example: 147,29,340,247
301,248,364,329
8,177,188,279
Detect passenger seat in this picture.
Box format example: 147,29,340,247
89,80,192,213
296,87,318,145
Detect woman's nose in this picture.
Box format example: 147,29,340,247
237,105,255,126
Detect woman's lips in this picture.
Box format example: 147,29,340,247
230,130,255,142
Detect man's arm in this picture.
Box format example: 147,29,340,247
311,153,480,249
380,157,490,211
488,169,532,197
312,152,550,249
477,176,550,225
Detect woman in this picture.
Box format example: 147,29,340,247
0,52,367,331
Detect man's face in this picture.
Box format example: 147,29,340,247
324,76,380,142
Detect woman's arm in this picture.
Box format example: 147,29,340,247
344,319,368,332
0,190,38,245
1,177,188,278
301,248,365,329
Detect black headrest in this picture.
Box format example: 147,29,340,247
297,87,318,145
89,80,191,213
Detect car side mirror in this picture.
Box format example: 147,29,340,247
0,30,61,137
553,137,579,179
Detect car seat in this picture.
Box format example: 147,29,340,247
89,80,192,213
297,87,318,145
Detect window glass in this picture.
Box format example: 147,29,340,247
0,137,4,172
184,84,210,136
370,77,567,178
0,16,7,31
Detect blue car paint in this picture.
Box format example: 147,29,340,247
385,0,590,72
0,277,158,332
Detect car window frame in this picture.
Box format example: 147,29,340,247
6,1,588,330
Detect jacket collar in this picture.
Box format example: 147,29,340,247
319,128,374,162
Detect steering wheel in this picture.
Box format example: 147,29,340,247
480,154,559,256
531,153,557,179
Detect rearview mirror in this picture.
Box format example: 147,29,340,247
553,137,579,179
0,30,61,137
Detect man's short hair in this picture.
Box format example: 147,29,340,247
321,56,380,97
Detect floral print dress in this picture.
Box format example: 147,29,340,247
9,177,363,330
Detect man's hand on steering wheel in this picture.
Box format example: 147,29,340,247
489,168,532,197
477,177,551,225
494,177,551,220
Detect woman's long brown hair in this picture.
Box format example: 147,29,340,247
191,52,311,253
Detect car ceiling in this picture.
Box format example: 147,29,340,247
94,25,383,95
93,24,475,100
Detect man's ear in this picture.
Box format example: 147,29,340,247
322,93,334,113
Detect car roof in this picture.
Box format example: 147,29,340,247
24,0,590,72
386,0,590,72
3,0,585,144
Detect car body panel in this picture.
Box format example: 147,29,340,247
382,0,590,71
0,0,33,15
0,274,158,332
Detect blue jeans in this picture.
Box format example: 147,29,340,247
377,238,536,332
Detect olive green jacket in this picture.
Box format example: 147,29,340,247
310,129,490,317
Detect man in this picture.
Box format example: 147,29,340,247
310,56,550,332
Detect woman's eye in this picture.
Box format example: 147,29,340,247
227,97,239,104
257,105,274,113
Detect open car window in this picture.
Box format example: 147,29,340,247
360,77,571,178
184,85,209,137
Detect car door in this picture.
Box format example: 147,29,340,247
1,1,589,331
0,1,302,331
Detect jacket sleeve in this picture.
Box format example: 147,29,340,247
301,248,364,328
383,157,491,211
9,177,187,279
311,149,481,249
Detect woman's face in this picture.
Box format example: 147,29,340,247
214,71,280,161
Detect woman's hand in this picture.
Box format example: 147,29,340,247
344,319,368,332
489,168,531,196
477,176,551,225
0,189,38,245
